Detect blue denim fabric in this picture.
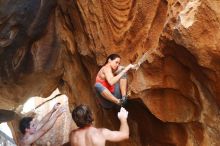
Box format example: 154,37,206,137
94,82,122,109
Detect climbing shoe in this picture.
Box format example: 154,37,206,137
119,96,128,106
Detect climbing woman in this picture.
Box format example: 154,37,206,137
94,54,135,109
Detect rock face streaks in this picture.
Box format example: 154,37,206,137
0,0,220,145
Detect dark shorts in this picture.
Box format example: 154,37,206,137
94,82,121,109
94,72,127,109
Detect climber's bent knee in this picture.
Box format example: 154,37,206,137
94,83,116,109
120,72,128,79
94,82,106,93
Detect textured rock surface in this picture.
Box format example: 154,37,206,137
0,0,220,145
9,90,74,146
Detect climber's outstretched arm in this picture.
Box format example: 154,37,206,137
101,107,129,141
22,107,65,145
104,64,134,86
36,103,60,130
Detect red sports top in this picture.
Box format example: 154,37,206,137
96,78,115,93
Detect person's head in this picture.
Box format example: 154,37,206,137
19,117,36,135
72,104,94,128
104,54,121,70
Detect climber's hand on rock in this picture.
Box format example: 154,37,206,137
131,64,139,70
